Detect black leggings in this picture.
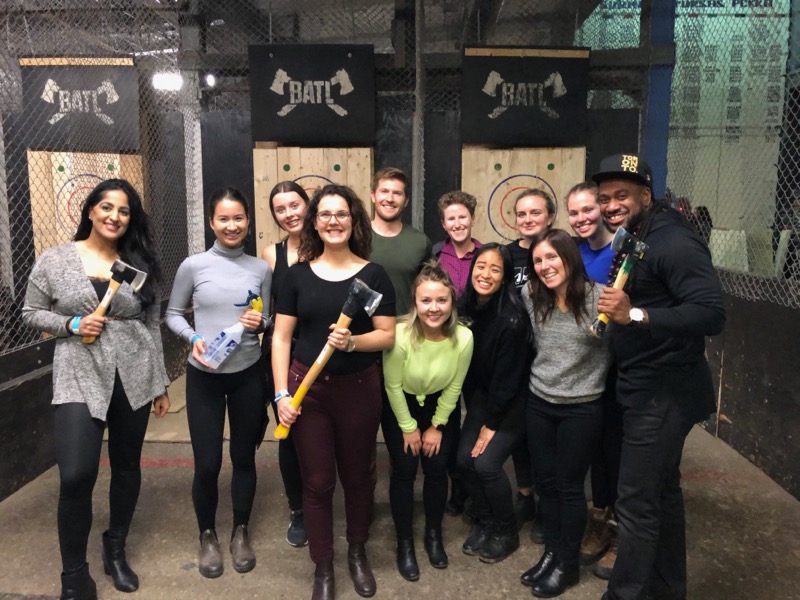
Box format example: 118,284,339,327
270,396,303,511
186,361,266,533
381,391,459,539
54,373,151,572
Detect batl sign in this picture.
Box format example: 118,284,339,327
249,45,375,145
461,47,590,147
20,60,139,153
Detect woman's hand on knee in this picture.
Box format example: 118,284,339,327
422,426,443,457
470,425,496,458
402,429,422,456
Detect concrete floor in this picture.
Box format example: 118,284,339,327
0,409,798,600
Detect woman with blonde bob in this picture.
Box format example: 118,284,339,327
382,261,474,581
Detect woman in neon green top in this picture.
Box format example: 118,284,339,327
381,261,474,582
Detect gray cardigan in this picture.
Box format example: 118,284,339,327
22,242,170,420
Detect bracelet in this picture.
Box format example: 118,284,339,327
274,388,291,404
70,316,81,336
346,337,356,353
190,334,203,345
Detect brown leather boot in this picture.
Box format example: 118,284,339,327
230,524,256,573
347,542,376,597
580,506,613,565
312,560,334,600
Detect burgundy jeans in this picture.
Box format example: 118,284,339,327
288,359,381,563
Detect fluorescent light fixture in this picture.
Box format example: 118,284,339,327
204,73,217,88
152,71,183,91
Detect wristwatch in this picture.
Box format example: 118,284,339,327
434,423,446,432
629,307,645,326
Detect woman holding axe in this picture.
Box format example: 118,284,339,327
166,187,271,578
22,179,170,600
381,261,473,581
272,184,395,600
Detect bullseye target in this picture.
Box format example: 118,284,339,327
55,173,103,235
487,174,559,242
293,174,334,197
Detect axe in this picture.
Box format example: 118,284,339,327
82,259,147,344
274,278,383,440
589,227,648,338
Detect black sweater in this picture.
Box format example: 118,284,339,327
463,295,531,430
609,209,725,419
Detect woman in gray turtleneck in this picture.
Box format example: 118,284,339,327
166,187,271,579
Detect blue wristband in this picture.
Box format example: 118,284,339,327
274,389,290,404
70,316,81,335
190,334,203,345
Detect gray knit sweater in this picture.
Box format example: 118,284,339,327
22,242,170,420
523,283,611,404
165,241,272,374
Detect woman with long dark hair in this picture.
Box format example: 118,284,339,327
261,180,309,547
273,184,396,600
382,261,473,581
166,187,271,579
23,179,170,600
519,229,611,597
456,243,532,565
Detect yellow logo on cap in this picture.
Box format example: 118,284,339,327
621,155,638,173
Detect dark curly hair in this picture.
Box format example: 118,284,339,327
298,184,372,261
74,179,162,307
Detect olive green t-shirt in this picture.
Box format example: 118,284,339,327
370,224,432,315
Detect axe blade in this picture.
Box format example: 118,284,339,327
342,278,383,318
611,227,635,253
110,259,148,292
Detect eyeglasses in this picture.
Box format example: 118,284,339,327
316,211,351,222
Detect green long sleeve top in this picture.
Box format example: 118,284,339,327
382,322,474,433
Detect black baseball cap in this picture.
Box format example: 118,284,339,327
592,153,653,190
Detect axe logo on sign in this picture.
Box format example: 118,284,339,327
270,68,355,117
481,70,567,119
249,45,375,145
41,78,119,125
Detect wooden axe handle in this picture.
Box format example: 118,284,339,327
589,256,636,337
274,312,354,440
82,278,123,344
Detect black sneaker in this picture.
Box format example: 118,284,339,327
478,530,520,564
286,510,308,547
462,523,491,556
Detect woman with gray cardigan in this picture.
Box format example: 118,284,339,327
520,229,611,598
23,179,170,600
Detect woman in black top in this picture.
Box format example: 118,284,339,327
457,243,533,565
273,184,396,600
261,180,309,548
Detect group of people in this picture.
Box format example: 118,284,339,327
23,154,724,600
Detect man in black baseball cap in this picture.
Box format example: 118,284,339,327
594,152,725,600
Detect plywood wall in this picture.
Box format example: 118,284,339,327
252,146,373,258
461,146,586,244
27,150,143,256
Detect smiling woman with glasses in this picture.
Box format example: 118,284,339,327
272,183,396,600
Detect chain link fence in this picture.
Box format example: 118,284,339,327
0,0,797,358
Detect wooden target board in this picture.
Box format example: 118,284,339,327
461,147,586,243
252,146,373,258
27,150,143,256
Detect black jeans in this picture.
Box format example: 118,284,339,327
457,389,525,529
591,370,623,511
606,390,695,600
381,391,459,539
186,361,266,532
527,391,603,564
54,372,151,571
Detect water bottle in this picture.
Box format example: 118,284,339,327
201,322,244,369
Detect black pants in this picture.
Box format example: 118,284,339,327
381,391,458,539
457,390,524,529
54,373,151,572
607,391,694,600
527,392,603,564
590,370,623,511
186,361,266,533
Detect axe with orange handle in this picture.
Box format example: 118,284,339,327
274,277,383,440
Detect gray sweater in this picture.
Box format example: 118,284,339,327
165,241,272,374
22,242,170,420
523,283,611,404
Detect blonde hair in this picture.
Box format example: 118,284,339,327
400,260,460,348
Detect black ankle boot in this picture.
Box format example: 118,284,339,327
478,527,520,564
520,549,556,586
312,559,334,600
423,527,448,568
531,559,580,598
60,563,97,600
102,531,139,592
396,538,419,581
347,542,376,597
462,519,491,556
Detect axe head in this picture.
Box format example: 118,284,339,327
332,69,354,95
610,227,637,254
341,278,383,319
110,259,148,292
